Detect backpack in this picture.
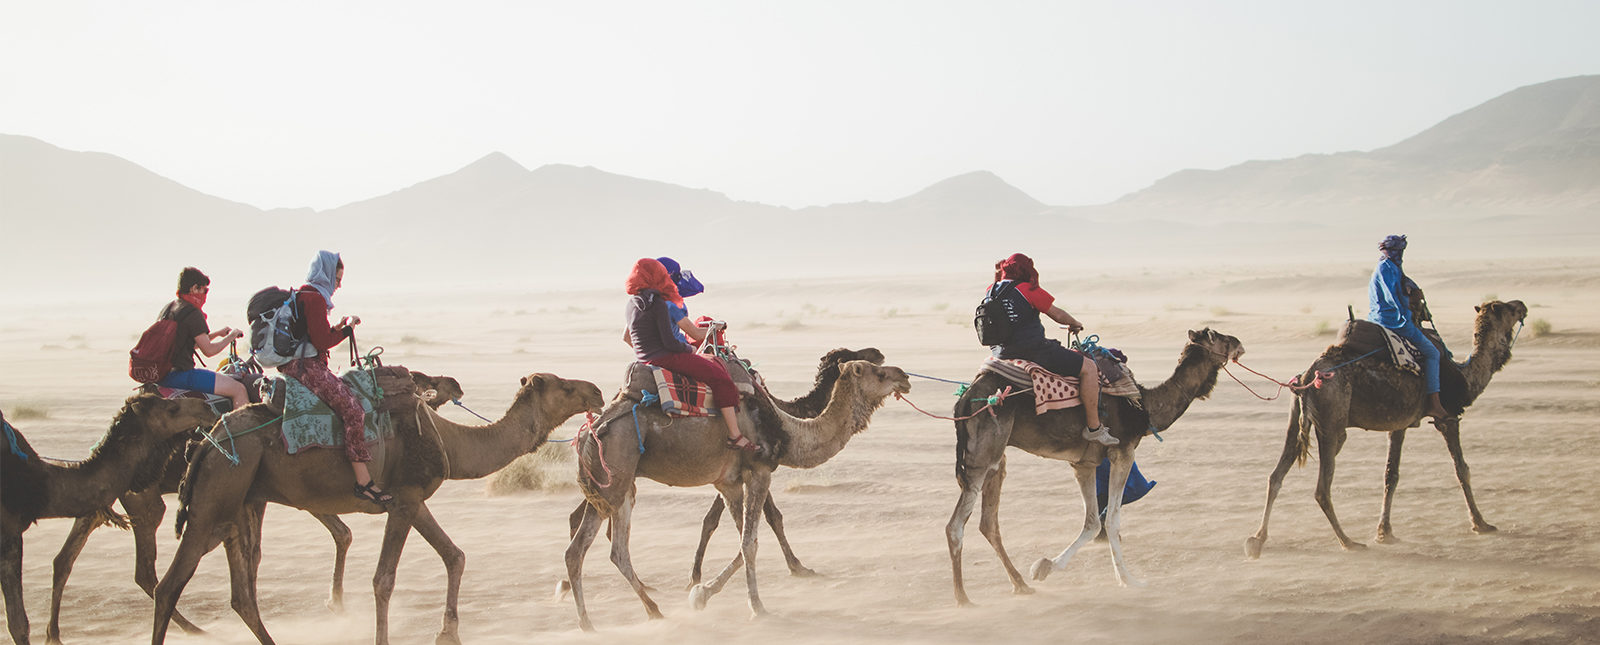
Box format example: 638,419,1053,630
247,287,315,368
974,281,1018,346
129,318,179,383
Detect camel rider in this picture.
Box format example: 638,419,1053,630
1369,235,1448,419
156,267,249,409
987,253,1117,446
655,256,711,347
276,251,391,504
623,258,760,453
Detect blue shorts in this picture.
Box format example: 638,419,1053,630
160,369,219,393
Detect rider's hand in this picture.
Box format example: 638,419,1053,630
1067,321,1085,333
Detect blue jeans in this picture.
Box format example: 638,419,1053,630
159,368,219,393
1390,322,1441,393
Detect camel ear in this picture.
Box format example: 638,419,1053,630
520,375,531,388
1188,329,1200,342
524,374,546,390
1474,304,1482,313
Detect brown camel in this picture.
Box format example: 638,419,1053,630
946,329,1245,605
1244,300,1526,558
43,373,463,643
151,372,603,645
685,347,886,584
1,395,217,645
564,360,911,631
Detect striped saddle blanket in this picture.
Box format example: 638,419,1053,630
980,356,1142,415
620,358,765,417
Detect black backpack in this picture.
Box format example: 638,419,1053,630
246,286,313,367
974,281,1018,346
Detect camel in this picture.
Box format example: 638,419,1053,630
151,372,603,645
946,328,1245,605
1,395,218,645
1244,300,1526,558
564,360,911,631
43,373,463,643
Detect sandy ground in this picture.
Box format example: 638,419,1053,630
3,257,1598,644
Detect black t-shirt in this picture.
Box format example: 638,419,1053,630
161,300,209,372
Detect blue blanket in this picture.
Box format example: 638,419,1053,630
276,369,394,455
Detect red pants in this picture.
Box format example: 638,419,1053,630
648,352,740,410
280,357,370,462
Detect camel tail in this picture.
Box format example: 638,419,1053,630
89,506,131,530
173,438,208,538
1292,395,1313,467
573,432,614,516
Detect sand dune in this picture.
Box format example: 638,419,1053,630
2,257,1597,644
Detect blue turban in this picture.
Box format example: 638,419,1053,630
655,257,704,298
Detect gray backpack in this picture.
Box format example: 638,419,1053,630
246,287,316,368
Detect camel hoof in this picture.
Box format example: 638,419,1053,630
1120,575,1147,588
790,565,820,578
1375,531,1400,545
553,579,571,602
579,618,596,633
749,604,768,620
1473,523,1499,534
955,596,976,608
1341,541,1368,552
689,584,710,610
436,631,462,645
326,598,346,615
1012,583,1035,596
1244,536,1264,559
1029,558,1053,582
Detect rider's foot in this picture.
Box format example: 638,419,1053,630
1083,425,1120,446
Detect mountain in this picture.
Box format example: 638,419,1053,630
1111,75,1600,218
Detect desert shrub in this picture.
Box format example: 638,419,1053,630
11,405,48,420
486,445,576,494
1313,320,1335,336
1210,306,1233,317
1529,318,1553,338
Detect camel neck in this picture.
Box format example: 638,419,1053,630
778,379,882,469
1141,344,1225,431
426,393,553,480
1459,318,1517,397
47,418,175,518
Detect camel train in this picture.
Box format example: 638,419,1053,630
0,249,1525,644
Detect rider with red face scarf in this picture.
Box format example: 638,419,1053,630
155,266,248,409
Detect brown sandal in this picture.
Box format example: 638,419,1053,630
727,435,763,453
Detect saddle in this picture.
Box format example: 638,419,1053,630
979,355,1142,416
138,371,264,416
258,365,417,455
613,355,764,417
1333,320,1469,416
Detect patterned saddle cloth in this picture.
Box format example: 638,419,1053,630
1335,320,1425,375
615,355,764,417
980,355,1142,415
263,366,415,454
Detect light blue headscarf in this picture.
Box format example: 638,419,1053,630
305,250,340,310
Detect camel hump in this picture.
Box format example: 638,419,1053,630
1333,320,1390,355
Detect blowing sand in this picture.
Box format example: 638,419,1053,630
3,257,1598,644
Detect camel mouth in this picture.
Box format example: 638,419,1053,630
1230,348,1245,361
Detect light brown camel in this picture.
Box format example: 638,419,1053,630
1,395,217,645
946,329,1244,605
1244,300,1526,558
564,360,911,631
151,373,603,645
43,373,463,643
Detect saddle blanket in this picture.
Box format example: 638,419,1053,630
980,357,1142,416
275,369,395,454
1380,327,1424,375
650,366,720,417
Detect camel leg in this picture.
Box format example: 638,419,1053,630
736,469,772,618
409,503,464,645
1099,448,1144,587
977,455,1032,596
1245,397,1306,559
552,500,591,600
154,447,261,645
313,513,352,614
46,516,95,644
605,488,664,621
125,491,206,635
1313,427,1364,551
1376,429,1407,544
564,500,606,632
2,524,28,645
945,466,984,607
946,413,1010,607
221,505,276,645
689,483,748,609
763,496,817,578
688,496,725,587
373,503,419,645
152,523,227,645
1030,462,1102,582
1437,419,1496,533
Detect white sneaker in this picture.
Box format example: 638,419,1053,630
1083,425,1120,446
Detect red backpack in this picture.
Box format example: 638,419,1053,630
129,318,180,384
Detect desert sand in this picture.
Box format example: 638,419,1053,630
3,256,1598,644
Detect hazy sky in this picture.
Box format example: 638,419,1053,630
3,1,1597,211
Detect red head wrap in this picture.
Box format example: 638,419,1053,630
994,253,1040,285
625,258,684,305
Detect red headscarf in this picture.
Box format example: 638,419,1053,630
993,253,1040,285
625,258,684,305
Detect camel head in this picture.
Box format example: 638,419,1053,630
122,393,219,438
1187,327,1245,362
410,371,466,410
815,347,886,384
1473,300,1528,363
516,372,606,425
837,360,913,401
